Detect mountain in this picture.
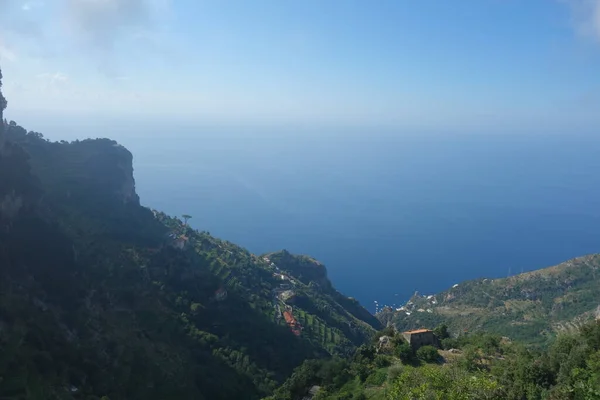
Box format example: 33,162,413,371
0,72,378,399
377,255,600,345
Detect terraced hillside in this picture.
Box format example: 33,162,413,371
378,255,600,345
0,72,378,399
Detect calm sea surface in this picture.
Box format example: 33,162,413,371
107,128,600,312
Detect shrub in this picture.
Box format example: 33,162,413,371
365,369,388,386
387,365,404,382
441,337,459,350
388,365,503,400
433,324,450,340
417,345,440,363
458,346,480,372
373,355,391,368
394,342,415,364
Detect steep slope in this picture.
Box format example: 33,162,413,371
262,251,381,352
378,255,600,345
265,252,380,326
0,77,377,398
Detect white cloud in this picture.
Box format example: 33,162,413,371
0,0,173,82
58,0,173,77
64,0,170,49
564,0,600,42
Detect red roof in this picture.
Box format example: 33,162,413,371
283,311,296,325
404,329,432,334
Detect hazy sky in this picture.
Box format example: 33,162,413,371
1,0,599,131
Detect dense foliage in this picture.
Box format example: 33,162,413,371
380,256,600,345
0,71,378,400
2,70,600,400
272,321,600,399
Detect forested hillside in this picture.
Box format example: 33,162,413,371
3,66,600,400
271,320,600,399
0,70,377,400
378,255,600,345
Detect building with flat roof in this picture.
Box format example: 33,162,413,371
402,329,439,350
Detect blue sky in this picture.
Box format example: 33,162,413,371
0,0,599,132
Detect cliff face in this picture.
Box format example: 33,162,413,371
0,68,6,154
265,250,382,332
4,124,139,206
0,68,383,399
0,132,38,226
266,250,332,289
0,121,379,399
0,120,5,155
114,143,138,204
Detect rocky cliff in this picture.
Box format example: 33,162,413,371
0,67,6,153
0,71,378,399
4,125,140,206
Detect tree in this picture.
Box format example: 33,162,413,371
182,214,192,225
433,324,450,340
416,345,440,363
394,342,415,364
27,131,44,140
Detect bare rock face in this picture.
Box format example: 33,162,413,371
0,121,5,156
377,335,394,354
0,191,23,221
0,69,6,155
112,143,140,204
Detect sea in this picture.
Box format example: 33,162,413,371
41,120,600,313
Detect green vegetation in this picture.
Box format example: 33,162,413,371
2,69,600,399
0,72,378,399
380,256,600,345
388,365,501,399
273,320,600,400
416,345,439,363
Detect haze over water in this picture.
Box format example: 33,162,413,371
104,126,600,312
4,0,600,313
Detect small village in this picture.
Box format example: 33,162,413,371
162,213,307,336
264,256,304,336
374,290,441,316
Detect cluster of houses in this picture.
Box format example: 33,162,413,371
263,257,305,336
376,292,442,316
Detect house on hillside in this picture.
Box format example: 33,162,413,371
283,310,302,336
402,329,439,350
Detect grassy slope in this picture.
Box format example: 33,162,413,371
380,255,600,345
